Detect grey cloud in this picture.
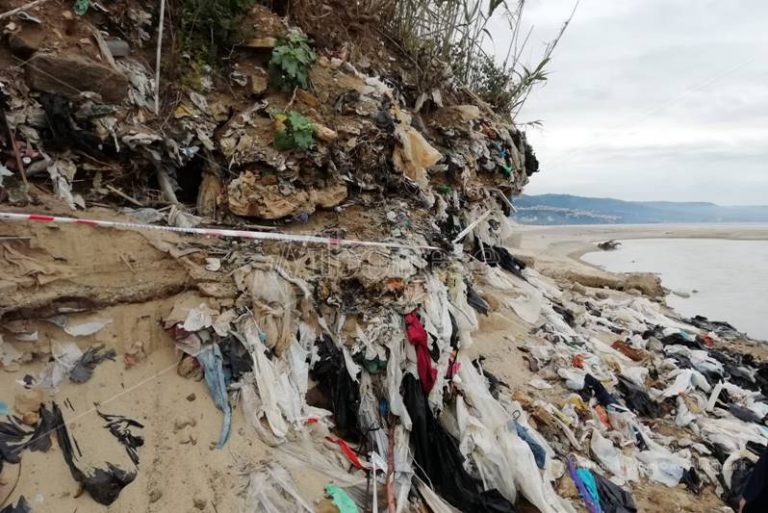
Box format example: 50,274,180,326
505,0,768,204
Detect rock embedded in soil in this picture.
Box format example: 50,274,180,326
26,53,129,103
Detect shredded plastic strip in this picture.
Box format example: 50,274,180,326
0,212,439,250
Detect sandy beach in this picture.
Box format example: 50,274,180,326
513,223,768,261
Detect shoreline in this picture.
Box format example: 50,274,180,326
514,222,768,263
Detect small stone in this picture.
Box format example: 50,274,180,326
21,411,40,426
295,89,320,108
244,36,277,49
186,393,196,402
250,73,268,96
173,417,196,432
8,28,45,58
149,489,162,503
314,124,337,143
193,498,207,510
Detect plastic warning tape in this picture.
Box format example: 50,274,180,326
0,212,439,250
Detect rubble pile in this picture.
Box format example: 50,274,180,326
0,1,766,513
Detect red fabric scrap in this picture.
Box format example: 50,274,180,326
404,311,437,393
327,436,365,470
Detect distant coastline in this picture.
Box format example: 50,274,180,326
514,193,768,225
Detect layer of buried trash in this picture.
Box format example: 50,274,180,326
0,1,767,513
2,224,768,511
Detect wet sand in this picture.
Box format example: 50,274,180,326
513,223,768,261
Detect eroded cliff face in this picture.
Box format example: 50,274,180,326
0,1,538,233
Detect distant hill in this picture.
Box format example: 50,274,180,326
513,194,768,225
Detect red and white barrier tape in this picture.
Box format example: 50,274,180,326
0,212,438,250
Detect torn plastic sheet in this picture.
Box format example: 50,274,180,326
325,484,359,513
402,374,516,513
46,157,85,210
63,319,112,336
637,449,689,487
415,477,463,513
590,429,639,484
386,323,412,430
241,463,314,512
35,341,83,389
98,411,144,465
236,320,308,446
70,345,117,383
309,335,360,437
196,344,232,448
455,357,574,513
51,403,137,505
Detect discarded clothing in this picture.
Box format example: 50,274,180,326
70,345,117,383
575,468,602,513
617,377,659,418
742,450,768,513
660,332,704,350
581,374,619,407
404,312,437,394
52,403,137,505
729,404,763,424
567,457,602,513
593,471,637,513
514,423,546,469
552,303,576,327
402,374,517,513
687,315,743,341
680,467,702,494
611,341,644,362
310,337,360,437
474,244,527,280
196,344,232,448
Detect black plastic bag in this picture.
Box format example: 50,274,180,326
593,472,637,513
403,374,517,513
581,374,619,407
52,403,137,506
0,496,31,513
70,346,117,383
98,411,144,465
466,282,490,315
309,336,361,438
617,377,659,418
473,244,527,280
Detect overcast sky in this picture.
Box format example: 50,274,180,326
492,0,768,205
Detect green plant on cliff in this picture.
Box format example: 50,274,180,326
269,30,316,91
177,0,257,63
389,0,577,118
273,111,315,151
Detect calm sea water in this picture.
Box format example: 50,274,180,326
582,238,768,341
